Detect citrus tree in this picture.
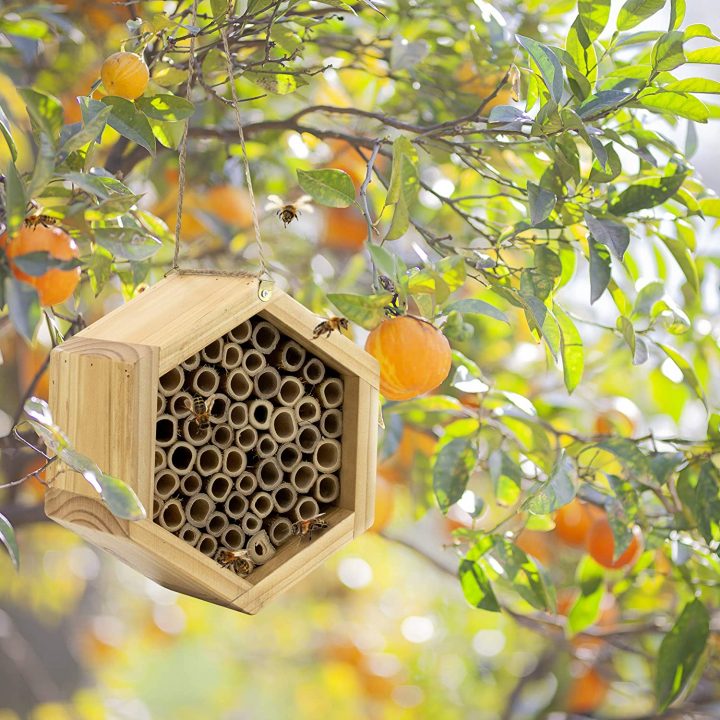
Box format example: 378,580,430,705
2,0,720,715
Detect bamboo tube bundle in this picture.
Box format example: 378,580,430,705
155,468,180,500
209,394,229,423
169,391,193,419
277,376,304,407
182,415,212,446
156,393,166,415
211,423,234,449
154,447,167,472
222,447,247,477
179,523,201,546
207,473,233,503
296,424,320,453
197,534,218,557
226,319,252,344
191,366,220,397
181,352,201,371
180,471,202,497
241,349,266,376
294,396,321,425
158,499,185,533
201,337,224,364
272,483,297,513
167,441,197,474
314,439,342,474
290,462,318,494
271,340,306,372
249,399,273,430
195,445,223,476
225,491,250,520
185,493,214,528
277,443,302,472
155,414,178,448
253,367,281,400
269,407,297,444
314,474,340,504
267,516,293,546
256,457,282,491
225,368,253,401
221,342,243,369
205,511,229,538
319,409,343,439
235,470,258,496
251,321,280,354
256,433,278,459
294,496,320,522
247,530,275,565
250,491,274,519
235,426,258,452
302,358,325,385
220,526,245,551
227,401,249,429
159,366,185,396
317,378,344,409
152,496,162,520
241,512,262,535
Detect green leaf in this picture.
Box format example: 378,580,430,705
102,97,156,154
245,71,305,95
669,0,686,29
0,512,19,570
566,19,598,89
521,295,561,359
685,46,720,65
664,78,720,94
6,279,40,340
27,133,55,198
59,106,112,155
694,463,720,544
578,0,610,39
459,539,501,612
585,212,630,259
93,228,161,261
656,599,710,712
610,173,686,215
18,88,64,142
5,161,27,237
596,437,649,476
607,473,640,558
385,192,411,241
367,245,396,277
589,237,612,304
326,292,393,330
383,136,419,241
444,298,509,324
578,90,631,118
433,438,477,513
639,90,709,122
136,95,195,121
210,0,232,18
517,35,565,103
525,451,576,514
492,539,553,611
651,31,685,71
617,0,666,31
12,251,81,277
527,181,557,225
0,103,17,161
657,343,706,405
659,234,699,294
617,316,648,365
568,584,604,634
554,304,583,393
297,169,355,208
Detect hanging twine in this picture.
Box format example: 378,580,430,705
170,0,271,290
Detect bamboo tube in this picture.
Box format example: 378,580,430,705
182,352,202,371
294,396,321,425
195,445,223,476
314,439,342,473
155,414,178,448
302,358,326,385
168,441,197,474
155,468,180,500
180,471,202,496
251,320,280,354
269,407,298,444
250,491,274,519
220,526,245,551
169,391,193,419
159,366,185,396
256,457,282,491
185,493,214,528
197,533,218,557
156,393,166,415
205,511,229,538
221,342,243,369
191,366,220,397
241,512,262,535
242,348,266,376
314,473,340,504
272,482,297,514
296,424,321,453
267,516,293,547
227,401,248,429
278,443,302,473
317,377,344,409
319,409,343,439
158,498,185,532
225,368,253,401
200,337,224,364
226,319,252,344
256,433,278,459
294,496,320,522
225,491,250,519
272,340,306,372
253,367,281,400
206,472,233,503
249,399,273,430
179,523,201,546
209,394,229,424
211,423,234,449
236,470,258,496
247,529,276,565
222,447,247,477
152,496,162,520
277,376,304,407
154,447,167,472
290,462,318,494
236,426,258,452
182,416,212,446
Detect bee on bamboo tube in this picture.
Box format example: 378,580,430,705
265,194,313,227
184,394,218,430
313,316,349,339
291,513,329,541
217,548,254,576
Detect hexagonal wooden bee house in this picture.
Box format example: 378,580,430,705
44,274,379,614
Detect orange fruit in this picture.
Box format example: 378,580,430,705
554,499,594,548
101,52,149,100
565,665,609,714
204,185,253,227
515,529,553,565
321,207,367,252
587,516,643,570
370,474,394,533
365,316,452,401
379,426,436,485
5,225,81,306
18,342,50,400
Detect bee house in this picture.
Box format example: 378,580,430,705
44,274,379,614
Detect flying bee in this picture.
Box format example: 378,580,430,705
265,194,313,227
183,394,217,430
313,316,349,339
24,214,58,229
291,513,328,541
216,548,254,576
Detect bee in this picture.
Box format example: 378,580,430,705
24,214,58,229
265,194,313,227
291,513,328,541
183,394,217,430
217,548,254,576
313,316,349,339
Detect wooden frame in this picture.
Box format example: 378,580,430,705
45,274,379,614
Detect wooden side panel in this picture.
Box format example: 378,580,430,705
48,337,156,510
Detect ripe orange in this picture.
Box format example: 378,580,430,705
587,516,643,570
101,52,149,100
5,225,81,306
554,499,594,548
365,316,452,401
378,426,436,485
204,185,253,227
321,207,367,252
565,665,609,714
370,474,394,533
515,529,553,565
